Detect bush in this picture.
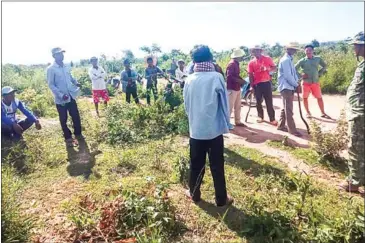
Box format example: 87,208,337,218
17,88,57,118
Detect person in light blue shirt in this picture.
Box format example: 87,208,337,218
277,43,302,137
183,45,233,207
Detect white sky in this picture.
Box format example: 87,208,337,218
2,2,364,65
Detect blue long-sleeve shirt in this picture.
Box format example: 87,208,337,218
183,71,230,140
1,98,37,126
278,54,299,92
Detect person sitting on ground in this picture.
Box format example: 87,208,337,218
248,45,278,126
183,45,233,207
121,59,140,104
295,44,330,119
88,57,109,117
1,86,42,139
226,48,247,129
175,59,188,89
339,31,364,195
277,42,302,137
145,57,164,105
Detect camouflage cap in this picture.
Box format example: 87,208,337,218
348,31,364,45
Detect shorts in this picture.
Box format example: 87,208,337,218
92,89,110,103
302,82,322,99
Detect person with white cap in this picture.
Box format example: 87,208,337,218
46,47,82,147
1,86,41,139
247,45,278,126
277,42,302,137
88,56,109,116
226,48,247,128
175,59,188,89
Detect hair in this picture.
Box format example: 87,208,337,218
191,45,213,63
305,44,314,50
123,59,130,65
147,57,153,62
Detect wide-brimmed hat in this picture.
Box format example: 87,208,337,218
2,86,17,96
348,31,365,45
177,59,185,64
51,47,65,55
251,45,263,50
231,48,246,58
285,42,301,50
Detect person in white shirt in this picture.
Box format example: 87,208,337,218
88,57,109,116
175,59,188,89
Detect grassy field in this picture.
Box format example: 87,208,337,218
2,96,364,243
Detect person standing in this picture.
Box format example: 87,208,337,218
47,47,82,147
226,48,247,127
339,32,364,195
295,44,329,119
145,57,164,105
170,58,178,76
121,59,140,104
175,59,188,89
183,45,233,207
247,46,278,125
1,86,42,139
88,57,109,117
277,43,302,137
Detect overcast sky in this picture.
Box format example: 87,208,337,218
2,2,364,65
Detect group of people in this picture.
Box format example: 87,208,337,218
1,32,364,200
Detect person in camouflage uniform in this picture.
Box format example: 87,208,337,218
340,32,365,195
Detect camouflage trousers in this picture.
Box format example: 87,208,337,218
347,116,365,186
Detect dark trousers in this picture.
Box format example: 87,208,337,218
1,118,34,138
189,135,227,206
146,82,158,105
278,89,297,133
56,98,82,140
126,86,139,104
254,81,275,121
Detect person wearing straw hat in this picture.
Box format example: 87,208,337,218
88,56,109,117
1,86,42,139
277,42,302,137
226,48,247,128
295,44,329,119
247,45,278,126
47,47,82,147
339,31,364,195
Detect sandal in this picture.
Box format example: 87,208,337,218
257,118,264,123
66,138,78,147
270,120,278,126
235,122,247,127
306,114,312,119
217,195,234,207
184,189,201,203
321,114,332,119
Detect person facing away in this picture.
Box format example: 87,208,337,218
183,45,233,207
145,57,163,105
247,45,278,126
121,59,140,104
339,31,365,195
88,57,109,117
46,47,82,147
277,42,302,137
1,86,42,139
175,59,188,89
226,48,247,128
295,44,330,119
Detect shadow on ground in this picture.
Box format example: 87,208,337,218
66,138,101,179
231,126,311,146
197,200,304,243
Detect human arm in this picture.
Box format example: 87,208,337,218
183,81,189,115
280,59,299,88
295,59,305,78
47,68,65,101
1,107,16,126
318,57,327,77
267,57,277,73
17,100,37,123
226,63,245,84
100,67,107,79
217,74,231,127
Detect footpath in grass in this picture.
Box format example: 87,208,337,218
1,99,364,243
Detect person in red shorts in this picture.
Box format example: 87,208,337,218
88,57,110,117
247,46,278,125
295,44,330,119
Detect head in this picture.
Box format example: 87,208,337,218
90,57,98,68
286,42,300,56
251,47,263,58
51,47,65,63
305,45,314,58
286,48,297,56
191,45,213,63
147,57,154,67
350,32,365,59
178,60,185,69
124,59,131,69
2,87,16,104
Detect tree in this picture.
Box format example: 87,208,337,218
122,49,135,61
140,46,152,55
151,43,162,55
311,39,320,48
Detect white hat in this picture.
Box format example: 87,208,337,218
285,42,301,50
231,48,245,58
2,86,17,96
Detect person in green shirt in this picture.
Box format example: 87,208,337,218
295,45,330,119
339,32,364,195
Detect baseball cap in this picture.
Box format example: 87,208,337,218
2,86,17,96
51,47,66,55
